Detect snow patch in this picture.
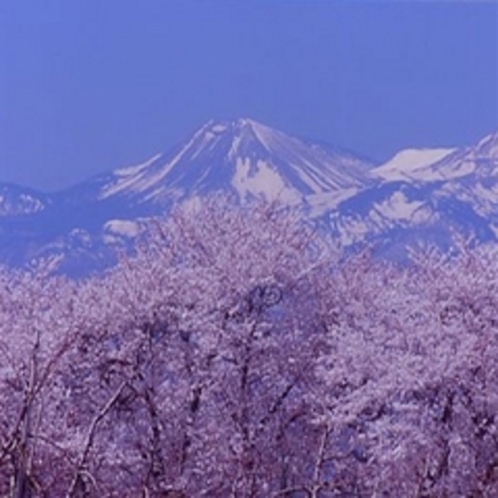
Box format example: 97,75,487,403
114,153,163,177
306,189,360,217
104,219,140,237
231,158,300,203
211,124,228,134
375,191,425,221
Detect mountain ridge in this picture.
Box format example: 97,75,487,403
1,118,497,275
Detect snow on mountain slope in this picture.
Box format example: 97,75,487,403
373,148,455,181
434,134,498,225
0,183,50,216
326,131,498,253
379,131,498,183
97,118,376,206
472,131,498,158
391,132,498,220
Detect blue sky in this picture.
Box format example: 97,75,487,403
0,1,497,191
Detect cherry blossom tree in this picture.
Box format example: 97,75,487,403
304,243,498,496
0,197,497,497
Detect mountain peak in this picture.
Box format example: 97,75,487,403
198,117,275,149
474,130,498,157
97,117,374,205
197,116,267,142
203,116,264,129
373,147,456,181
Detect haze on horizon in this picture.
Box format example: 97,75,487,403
0,1,497,192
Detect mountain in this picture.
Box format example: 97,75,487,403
0,118,377,275
327,131,498,254
373,148,456,182
0,120,497,275
414,132,497,183
70,118,376,207
0,182,51,216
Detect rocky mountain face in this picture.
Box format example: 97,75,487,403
1,119,496,276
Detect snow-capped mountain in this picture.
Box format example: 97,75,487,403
0,119,497,275
327,131,498,253
373,148,456,181
374,132,498,184
86,118,376,207
0,119,377,275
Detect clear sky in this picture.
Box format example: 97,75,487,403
0,1,497,191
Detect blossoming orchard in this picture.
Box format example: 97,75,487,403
1,199,497,497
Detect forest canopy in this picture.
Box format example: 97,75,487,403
1,198,497,497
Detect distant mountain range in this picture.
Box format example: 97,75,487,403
1,118,497,276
